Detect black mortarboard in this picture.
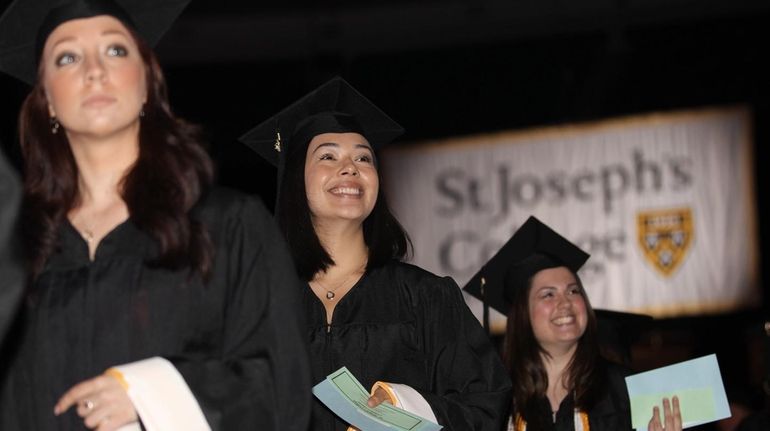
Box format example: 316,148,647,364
0,0,190,85
464,216,590,323
595,309,652,366
238,76,404,189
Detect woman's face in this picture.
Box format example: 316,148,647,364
304,132,379,225
41,15,147,140
528,266,588,352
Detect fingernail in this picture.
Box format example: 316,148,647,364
53,405,60,415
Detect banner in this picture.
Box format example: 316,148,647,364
382,106,759,328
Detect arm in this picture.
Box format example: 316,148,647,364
379,274,512,430
56,195,312,431
168,195,312,431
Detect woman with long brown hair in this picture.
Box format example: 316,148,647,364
466,216,682,431
0,1,310,429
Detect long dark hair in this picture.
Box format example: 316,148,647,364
276,135,410,281
504,267,603,429
19,25,214,280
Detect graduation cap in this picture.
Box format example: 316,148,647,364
0,0,191,85
238,76,404,193
594,309,652,366
463,216,590,331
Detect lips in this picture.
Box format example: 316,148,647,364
82,94,116,108
551,315,576,326
328,184,363,197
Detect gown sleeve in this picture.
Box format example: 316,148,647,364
409,272,512,430
137,194,312,431
0,150,23,344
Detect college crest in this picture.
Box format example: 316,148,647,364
637,208,693,276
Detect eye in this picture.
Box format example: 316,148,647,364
106,44,128,57
319,153,335,161
568,286,582,295
355,154,373,163
55,52,78,67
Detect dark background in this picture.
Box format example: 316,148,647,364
2,0,769,427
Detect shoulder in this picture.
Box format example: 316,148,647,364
193,187,273,230
376,261,457,287
588,358,633,427
373,261,464,306
597,358,632,394
194,187,270,220
192,187,277,242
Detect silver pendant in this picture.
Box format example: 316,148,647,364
326,291,335,300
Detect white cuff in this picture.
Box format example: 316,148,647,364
111,357,211,431
373,382,438,423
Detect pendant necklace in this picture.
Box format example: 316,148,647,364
313,267,364,301
81,228,95,245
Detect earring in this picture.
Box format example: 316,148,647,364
139,109,145,118
50,116,60,135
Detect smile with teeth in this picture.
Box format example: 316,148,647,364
552,315,576,326
329,186,362,196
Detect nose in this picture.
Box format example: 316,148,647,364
339,158,359,176
556,293,573,310
84,55,106,83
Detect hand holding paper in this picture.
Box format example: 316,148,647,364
625,354,730,430
312,367,442,431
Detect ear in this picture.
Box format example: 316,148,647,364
44,89,56,118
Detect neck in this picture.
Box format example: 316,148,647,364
313,218,368,277
67,130,139,207
542,342,578,395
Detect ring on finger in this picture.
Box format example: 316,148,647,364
83,399,95,410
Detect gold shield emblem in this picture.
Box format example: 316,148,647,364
637,208,693,276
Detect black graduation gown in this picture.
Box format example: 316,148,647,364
0,189,311,431
520,361,632,431
304,261,512,431
0,150,23,343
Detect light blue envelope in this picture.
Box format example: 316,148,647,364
625,354,730,429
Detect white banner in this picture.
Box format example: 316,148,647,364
382,107,759,328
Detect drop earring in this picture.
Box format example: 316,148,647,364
50,116,60,134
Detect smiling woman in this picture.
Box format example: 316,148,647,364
304,132,379,226
0,1,310,430
240,77,512,431
465,216,683,431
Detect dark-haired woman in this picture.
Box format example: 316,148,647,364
240,77,512,431
494,217,682,431
0,1,310,430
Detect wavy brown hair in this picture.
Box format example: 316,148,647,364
503,265,603,429
19,24,214,280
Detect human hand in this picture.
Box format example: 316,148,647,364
366,386,394,408
648,395,682,431
54,372,138,430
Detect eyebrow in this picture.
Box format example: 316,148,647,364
49,29,129,51
535,283,579,292
102,29,129,38
50,37,76,51
311,142,373,154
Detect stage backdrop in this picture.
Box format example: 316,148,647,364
382,106,759,332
